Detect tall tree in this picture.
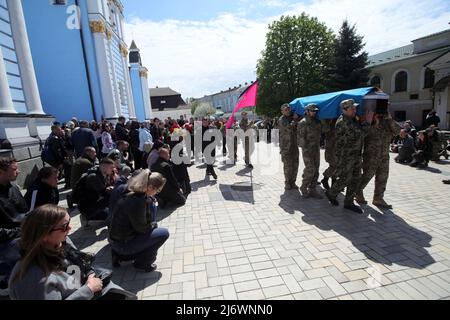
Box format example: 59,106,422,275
256,14,335,118
328,20,370,91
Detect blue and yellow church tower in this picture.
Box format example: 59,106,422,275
20,0,151,122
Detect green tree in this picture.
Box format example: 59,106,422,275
328,20,370,91
256,14,335,118
193,102,216,118
189,99,201,115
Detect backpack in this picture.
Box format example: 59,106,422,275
41,136,55,164
71,167,98,204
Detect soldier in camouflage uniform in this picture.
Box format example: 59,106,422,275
321,119,337,190
325,99,374,214
279,104,299,190
239,111,254,169
297,104,323,198
355,113,400,209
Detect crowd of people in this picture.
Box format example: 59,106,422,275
1,105,448,299
0,112,263,299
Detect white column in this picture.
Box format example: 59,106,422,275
7,0,44,115
140,70,152,119
0,48,16,114
91,28,117,119
107,38,121,116
121,53,136,119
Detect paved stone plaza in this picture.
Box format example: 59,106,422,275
66,142,450,300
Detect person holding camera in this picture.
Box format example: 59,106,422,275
355,111,400,209
8,205,136,300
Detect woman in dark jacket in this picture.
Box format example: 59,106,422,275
109,170,169,272
24,167,59,210
201,117,218,179
8,204,136,300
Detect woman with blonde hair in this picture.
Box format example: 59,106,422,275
8,204,136,300
109,169,169,272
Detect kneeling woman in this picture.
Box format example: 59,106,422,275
8,205,136,300
109,170,169,272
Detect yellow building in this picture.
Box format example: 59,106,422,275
368,29,450,129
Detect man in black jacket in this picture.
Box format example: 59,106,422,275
77,158,115,225
43,125,67,169
71,120,98,158
151,148,186,208
115,116,130,142
0,158,27,291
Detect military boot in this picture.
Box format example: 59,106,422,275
372,198,393,209
325,190,339,206
355,192,368,205
344,202,363,214
321,177,330,190
291,182,299,190
300,185,309,197
285,182,292,191
308,188,323,199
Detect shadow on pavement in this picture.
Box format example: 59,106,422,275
278,190,435,269
93,244,162,295
69,226,109,251
191,179,217,192
235,167,253,177
416,166,442,174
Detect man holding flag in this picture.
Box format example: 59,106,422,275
239,111,254,169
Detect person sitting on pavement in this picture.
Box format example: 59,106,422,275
410,130,433,168
0,158,26,296
108,166,132,214
108,140,133,171
8,204,136,300
150,148,186,208
428,126,447,161
394,129,416,164
147,140,164,169
109,170,169,272
70,147,97,190
24,167,59,211
76,158,116,226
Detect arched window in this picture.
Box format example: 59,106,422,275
424,68,435,89
395,71,408,92
370,76,381,87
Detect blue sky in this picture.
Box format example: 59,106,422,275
121,0,450,99
122,0,308,22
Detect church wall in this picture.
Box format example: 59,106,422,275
21,0,94,122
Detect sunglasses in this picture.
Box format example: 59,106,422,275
51,217,71,233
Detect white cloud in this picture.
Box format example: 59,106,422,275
124,0,450,98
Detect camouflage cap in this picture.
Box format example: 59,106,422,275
340,99,359,109
305,104,319,112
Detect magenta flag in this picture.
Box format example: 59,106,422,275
226,81,258,129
